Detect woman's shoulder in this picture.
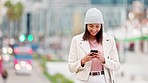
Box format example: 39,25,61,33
103,33,115,40
72,33,84,40
103,32,113,37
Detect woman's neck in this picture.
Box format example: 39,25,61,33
89,35,96,41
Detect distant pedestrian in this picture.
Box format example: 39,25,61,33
0,55,3,74
68,8,120,83
2,69,8,83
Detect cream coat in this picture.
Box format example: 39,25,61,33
68,33,120,83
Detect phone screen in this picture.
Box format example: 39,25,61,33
90,50,98,53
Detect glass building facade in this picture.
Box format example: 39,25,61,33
91,0,148,6
1,0,147,41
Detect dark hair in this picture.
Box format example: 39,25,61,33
83,24,103,43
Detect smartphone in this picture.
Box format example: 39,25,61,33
90,50,98,53
90,50,98,56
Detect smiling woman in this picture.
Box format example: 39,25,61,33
87,24,102,36
68,8,120,83
84,24,103,43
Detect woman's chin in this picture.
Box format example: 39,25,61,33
91,34,97,36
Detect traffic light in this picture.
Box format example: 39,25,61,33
27,34,34,42
19,34,34,42
19,34,26,42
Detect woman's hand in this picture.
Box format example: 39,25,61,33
93,52,106,64
81,53,94,65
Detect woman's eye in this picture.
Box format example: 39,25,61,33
96,25,101,28
89,25,93,27
96,26,100,28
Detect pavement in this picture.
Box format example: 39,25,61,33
0,60,51,83
46,51,148,83
1,51,146,83
33,60,51,83
115,52,148,83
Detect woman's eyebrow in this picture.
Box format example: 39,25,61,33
88,24,93,26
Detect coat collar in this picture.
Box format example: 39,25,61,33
78,33,111,57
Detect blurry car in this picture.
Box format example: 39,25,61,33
13,45,33,75
2,45,13,62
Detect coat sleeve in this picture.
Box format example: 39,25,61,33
103,36,120,71
68,36,85,73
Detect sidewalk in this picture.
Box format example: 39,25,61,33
115,52,148,83
33,60,51,83
45,51,148,83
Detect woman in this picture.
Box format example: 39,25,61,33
68,8,120,83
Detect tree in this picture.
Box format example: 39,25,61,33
4,1,24,40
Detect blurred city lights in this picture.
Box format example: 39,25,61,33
26,64,32,70
19,34,26,42
15,64,21,70
10,38,15,45
128,12,134,19
8,47,13,54
2,47,7,54
3,55,10,61
27,34,34,42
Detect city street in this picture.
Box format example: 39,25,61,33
116,52,148,83
0,51,147,83
46,51,148,83
0,0,148,83
0,60,50,83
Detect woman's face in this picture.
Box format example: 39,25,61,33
87,24,101,37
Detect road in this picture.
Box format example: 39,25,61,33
46,51,148,83
0,60,50,83
2,51,147,83
115,52,148,83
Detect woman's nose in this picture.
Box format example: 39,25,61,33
92,27,97,31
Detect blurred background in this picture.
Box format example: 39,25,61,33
0,0,148,83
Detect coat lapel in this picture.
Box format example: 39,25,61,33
78,33,112,56
79,40,90,54
103,34,112,58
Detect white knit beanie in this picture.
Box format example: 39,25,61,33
84,8,104,24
